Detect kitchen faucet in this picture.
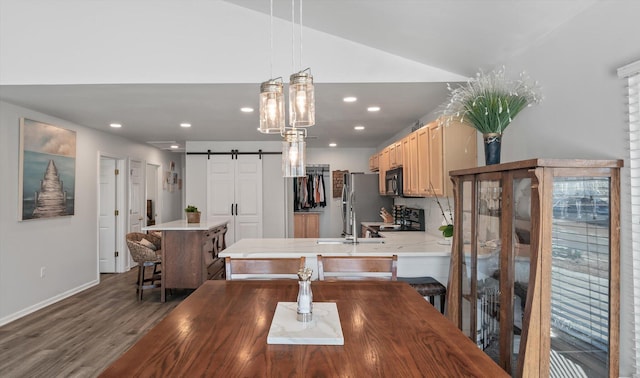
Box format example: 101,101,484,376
348,191,358,244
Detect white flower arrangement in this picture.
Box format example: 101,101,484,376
440,67,543,134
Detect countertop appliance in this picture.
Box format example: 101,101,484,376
342,173,393,237
385,168,403,196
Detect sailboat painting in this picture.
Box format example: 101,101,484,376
19,119,76,220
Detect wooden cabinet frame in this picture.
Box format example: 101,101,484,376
446,159,621,377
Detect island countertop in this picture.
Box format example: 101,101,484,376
142,218,230,231
219,232,453,281
219,232,451,258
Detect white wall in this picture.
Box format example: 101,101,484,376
0,101,183,325
499,2,639,375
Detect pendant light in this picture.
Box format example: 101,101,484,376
289,69,315,127
258,0,285,134
288,0,315,127
259,78,285,133
282,129,306,177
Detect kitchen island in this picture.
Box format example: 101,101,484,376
143,218,229,302
219,231,452,283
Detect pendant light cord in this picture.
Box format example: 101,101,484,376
291,0,295,73
269,0,274,79
299,0,303,71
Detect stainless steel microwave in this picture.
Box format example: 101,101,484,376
384,168,403,196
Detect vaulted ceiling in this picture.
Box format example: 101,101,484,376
0,0,598,150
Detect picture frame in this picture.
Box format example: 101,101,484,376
19,118,76,220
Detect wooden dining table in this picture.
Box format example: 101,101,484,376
100,280,507,377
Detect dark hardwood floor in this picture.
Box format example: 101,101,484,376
0,268,188,377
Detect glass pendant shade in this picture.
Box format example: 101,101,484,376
282,129,306,177
289,71,315,127
259,79,285,134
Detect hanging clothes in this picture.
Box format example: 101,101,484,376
293,172,327,209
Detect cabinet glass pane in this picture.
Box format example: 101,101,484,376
461,180,473,339
512,178,532,372
476,180,502,363
550,177,610,377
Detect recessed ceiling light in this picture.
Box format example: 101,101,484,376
170,145,179,149
329,143,337,147
109,123,122,128
240,107,254,113
343,96,357,103
180,123,191,128
354,125,365,131
367,106,380,112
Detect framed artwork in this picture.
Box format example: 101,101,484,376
19,118,76,220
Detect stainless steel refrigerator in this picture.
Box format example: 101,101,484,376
341,173,393,236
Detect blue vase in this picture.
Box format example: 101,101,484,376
483,133,501,165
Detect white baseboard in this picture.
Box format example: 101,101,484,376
0,279,100,327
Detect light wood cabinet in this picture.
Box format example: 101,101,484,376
404,132,419,196
401,135,412,196
378,148,390,195
294,212,320,238
406,120,476,198
388,141,403,169
369,153,379,172
416,126,430,196
446,159,622,377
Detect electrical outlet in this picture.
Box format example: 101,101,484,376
40,267,46,278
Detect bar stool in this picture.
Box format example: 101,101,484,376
399,276,446,313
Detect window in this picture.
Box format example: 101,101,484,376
618,59,640,370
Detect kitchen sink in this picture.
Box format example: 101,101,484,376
316,238,385,245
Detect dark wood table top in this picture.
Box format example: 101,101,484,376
100,280,507,377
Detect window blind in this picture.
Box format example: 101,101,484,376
618,59,640,374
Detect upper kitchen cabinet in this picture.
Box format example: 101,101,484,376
446,159,622,377
378,147,390,195
402,134,417,196
389,141,403,169
405,119,477,198
369,153,379,172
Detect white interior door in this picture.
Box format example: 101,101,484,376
206,154,262,245
129,159,144,234
207,155,236,242
235,155,262,241
99,157,117,273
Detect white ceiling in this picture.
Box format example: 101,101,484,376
0,0,598,151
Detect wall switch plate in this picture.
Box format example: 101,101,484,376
40,267,46,278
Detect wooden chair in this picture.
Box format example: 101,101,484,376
225,256,306,280
126,232,162,300
317,255,398,281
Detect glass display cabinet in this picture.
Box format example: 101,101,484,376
446,159,621,377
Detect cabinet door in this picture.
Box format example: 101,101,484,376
428,123,444,196
417,127,430,195
294,214,305,238
388,143,397,168
408,132,419,196
474,178,503,366
306,213,320,238
369,154,379,172
395,141,403,167
402,135,412,195
378,149,389,195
